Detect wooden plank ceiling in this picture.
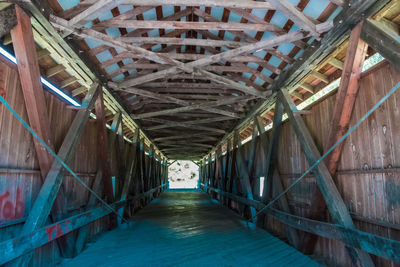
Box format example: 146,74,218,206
45,0,342,159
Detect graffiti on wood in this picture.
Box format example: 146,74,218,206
45,219,71,242
0,187,25,221
0,68,5,100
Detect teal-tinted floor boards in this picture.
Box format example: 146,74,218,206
60,191,321,267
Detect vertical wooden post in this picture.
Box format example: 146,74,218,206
10,4,74,258
235,131,257,222
209,153,215,191
261,102,284,202
139,138,145,195
223,140,232,206
207,154,212,191
163,157,168,187
108,113,122,198
198,160,202,187
247,120,259,177
11,5,53,180
74,169,103,255
279,88,374,267
255,115,299,248
117,130,140,225
326,22,368,175
214,145,222,201
217,146,224,200
116,121,127,199
302,21,369,254
148,145,154,201
227,136,237,209
95,87,114,204
108,113,122,148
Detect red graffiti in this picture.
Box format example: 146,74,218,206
45,220,71,242
0,69,5,101
0,187,24,221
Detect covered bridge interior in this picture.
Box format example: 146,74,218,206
0,0,400,266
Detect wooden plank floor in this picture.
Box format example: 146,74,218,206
60,191,321,266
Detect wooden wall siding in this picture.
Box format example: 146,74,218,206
0,59,159,266
202,60,400,267
271,61,400,267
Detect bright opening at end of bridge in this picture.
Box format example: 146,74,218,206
168,160,199,189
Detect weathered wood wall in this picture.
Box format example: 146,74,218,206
201,61,400,267
0,59,164,266
276,61,400,267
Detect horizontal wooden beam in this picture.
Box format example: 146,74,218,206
226,8,307,49
0,184,166,265
203,185,400,263
52,14,264,98
108,62,274,82
117,30,311,88
85,5,156,32
290,90,304,100
50,15,179,66
132,95,251,119
138,82,236,89
120,0,274,9
195,69,270,98
160,143,213,149
142,94,230,100
114,36,251,48
310,70,329,83
154,134,219,142
145,120,226,134
67,0,123,28
298,83,314,94
100,50,286,67
361,19,400,71
202,0,390,159
115,86,241,118
143,116,234,126
46,64,66,78
93,20,281,32
267,0,320,37
13,0,166,159
328,57,344,70
162,148,210,153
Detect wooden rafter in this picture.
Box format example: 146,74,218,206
131,95,253,119
114,30,312,88
115,85,242,118
51,15,271,98
204,0,388,159
266,0,320,37
67,0,124,28
145,120,226,134
112,36,253,48
154,134,219,142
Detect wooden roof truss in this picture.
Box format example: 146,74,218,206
38,0,344,159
